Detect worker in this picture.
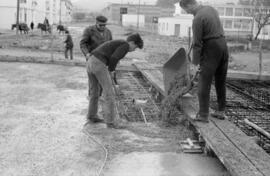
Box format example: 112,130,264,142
64,30,74,60
80,15,113,98
86,33,143,129
179,0,229,122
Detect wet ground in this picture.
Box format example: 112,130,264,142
0,62,229,176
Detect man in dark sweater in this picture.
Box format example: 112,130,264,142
80,15,113,98
180,0,229,122
86,33,143,129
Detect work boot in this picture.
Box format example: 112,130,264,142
193,113,209,123
211,111,225,120
107,119,127,129
87,117,105,123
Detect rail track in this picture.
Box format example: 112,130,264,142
211,80,270,153
116,71,161,122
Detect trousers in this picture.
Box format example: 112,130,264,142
86,55,116,123
198,37,229,117
64,47,73,60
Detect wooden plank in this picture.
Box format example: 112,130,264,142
180,97,263,176
212,118,270,176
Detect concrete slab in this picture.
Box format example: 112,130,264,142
104,152,229,176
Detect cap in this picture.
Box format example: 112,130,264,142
96,15,108,24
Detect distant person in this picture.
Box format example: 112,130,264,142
64,30,74,60
86,33,143,129
43,17,49,30
30,21,34,31
179,0,228,122
80,15,113,98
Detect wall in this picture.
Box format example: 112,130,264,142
102,3,174,24
158,16,192,37
122,14,145,27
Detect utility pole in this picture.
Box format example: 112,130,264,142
16,0,20,36
59,0,62,25
137,0,141,29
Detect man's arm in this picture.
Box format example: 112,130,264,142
192,16,203,66
80,27,92,56
108,29,113,40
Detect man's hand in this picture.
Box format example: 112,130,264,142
110,71,118,85
86,53,91,61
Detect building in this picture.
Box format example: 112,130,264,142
158,2,270,40
0,0,72,29
122,14,145,28
102,3,174,25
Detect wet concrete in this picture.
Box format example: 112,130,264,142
105,152,229,176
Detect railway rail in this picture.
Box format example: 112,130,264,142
211,80,270,153
116,71,161,122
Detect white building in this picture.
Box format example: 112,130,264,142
158,3,270,40
122,14,145,28
0,0,72,29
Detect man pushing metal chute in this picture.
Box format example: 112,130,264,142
162,0,229,124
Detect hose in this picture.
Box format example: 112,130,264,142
83,127,108,176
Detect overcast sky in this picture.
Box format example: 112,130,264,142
71,0,237,12
71,0,156,11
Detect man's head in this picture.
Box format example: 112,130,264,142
126,33,144,52
96,15,108,31
179,0,198,14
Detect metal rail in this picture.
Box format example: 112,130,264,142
211,80,270,153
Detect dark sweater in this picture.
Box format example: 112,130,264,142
92,40,129,71
192,5,224,65
64,34,73,48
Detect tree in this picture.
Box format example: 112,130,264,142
239,0,270,40
252,0,270,40
156,0,179,8
254,7,270,40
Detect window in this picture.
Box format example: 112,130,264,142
235,8,243,16
181,9,187,14
162,23,165,31
220,19,224,27
234,19,242,29
244,8,252,16
242,19,251,30
225,8,233,16
225,20,233,29
46,0,50,11
262,27,268,35
217,7,225,16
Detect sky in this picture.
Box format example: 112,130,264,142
71,0,238,12
71,0,156,11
